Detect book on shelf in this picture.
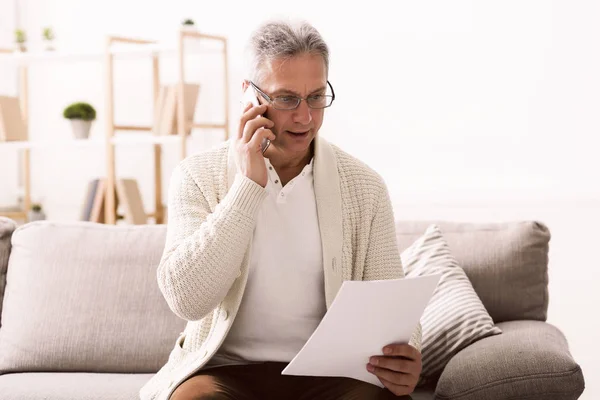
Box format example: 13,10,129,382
81,178,106,223
80,179,98,221
152,83,200,136
0,96,27,142
90,179,107,223
152,86,168,135
115,178,147,224
81,178,146,224
155,85,177,136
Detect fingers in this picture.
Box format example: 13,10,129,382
377,376,414,397
238,103,268,139
248,127,275,152
367,364,414,386
242,116,274,143
237,102,253,138
364,344,422,397
382,344,421,361
369,356,419,376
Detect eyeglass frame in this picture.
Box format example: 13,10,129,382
248,80,336,110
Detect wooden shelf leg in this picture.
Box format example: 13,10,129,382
223,39,229,141
154,144,163,224
104,37,116,225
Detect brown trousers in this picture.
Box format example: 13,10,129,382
170,362,411,400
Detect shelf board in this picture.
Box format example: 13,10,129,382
0,210,26,219
112,135,184,145
0,138,104,149
0,135,186,150
0,43,224,65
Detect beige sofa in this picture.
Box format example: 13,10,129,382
0,217,585,400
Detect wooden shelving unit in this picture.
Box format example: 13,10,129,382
0,28,230,225
0,47,31,221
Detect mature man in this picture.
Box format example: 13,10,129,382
140,19,422,400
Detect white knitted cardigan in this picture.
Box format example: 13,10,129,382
140,135,422,400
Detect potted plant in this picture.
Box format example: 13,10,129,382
181,19,196,31
15,29,27,52
63,102,96,139
28,203,46,222
42,27,55,51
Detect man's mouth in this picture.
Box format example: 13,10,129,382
286,130,310,137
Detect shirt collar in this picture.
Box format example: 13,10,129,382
263,157,314,177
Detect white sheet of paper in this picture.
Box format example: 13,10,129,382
281,273,441,387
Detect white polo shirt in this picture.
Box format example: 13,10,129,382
215,157,326,364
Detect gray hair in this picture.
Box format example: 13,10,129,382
245,19,330,85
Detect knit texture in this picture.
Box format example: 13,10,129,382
141,139,422,400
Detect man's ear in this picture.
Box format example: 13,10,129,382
242,80,250,92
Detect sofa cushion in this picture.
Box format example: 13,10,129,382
435,320,585,400
0,372,436,400
0,221,186,374
0,372,154,400
0,217,17,327
401,224,502,384
396,221,550,323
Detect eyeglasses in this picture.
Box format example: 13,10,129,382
249,80,335,110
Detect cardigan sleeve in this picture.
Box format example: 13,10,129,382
156,164,267,321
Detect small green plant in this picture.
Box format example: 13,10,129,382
15,29,26,44
43,27,55,41
182,19,195,26
31,203,42,212
63,102,96,121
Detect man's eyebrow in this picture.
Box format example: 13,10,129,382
271,86,327,96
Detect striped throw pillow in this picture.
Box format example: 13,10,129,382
401,224,502,383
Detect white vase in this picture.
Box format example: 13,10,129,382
28,210,46,222
71,119,92,139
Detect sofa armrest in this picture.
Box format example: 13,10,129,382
0,217,17,326
434,320,585,400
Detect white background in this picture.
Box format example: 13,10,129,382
0,0,598,397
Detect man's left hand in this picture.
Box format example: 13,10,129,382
367,343,422,397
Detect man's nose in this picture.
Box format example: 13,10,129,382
293,100,313,124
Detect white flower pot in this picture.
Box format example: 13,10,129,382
71,119,92,139
28,210,46,222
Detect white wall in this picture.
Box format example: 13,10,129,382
0,0,598,397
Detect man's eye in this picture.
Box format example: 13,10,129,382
278,96,296,103
308,94,324,101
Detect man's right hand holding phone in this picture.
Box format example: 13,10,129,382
235,102,276,188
